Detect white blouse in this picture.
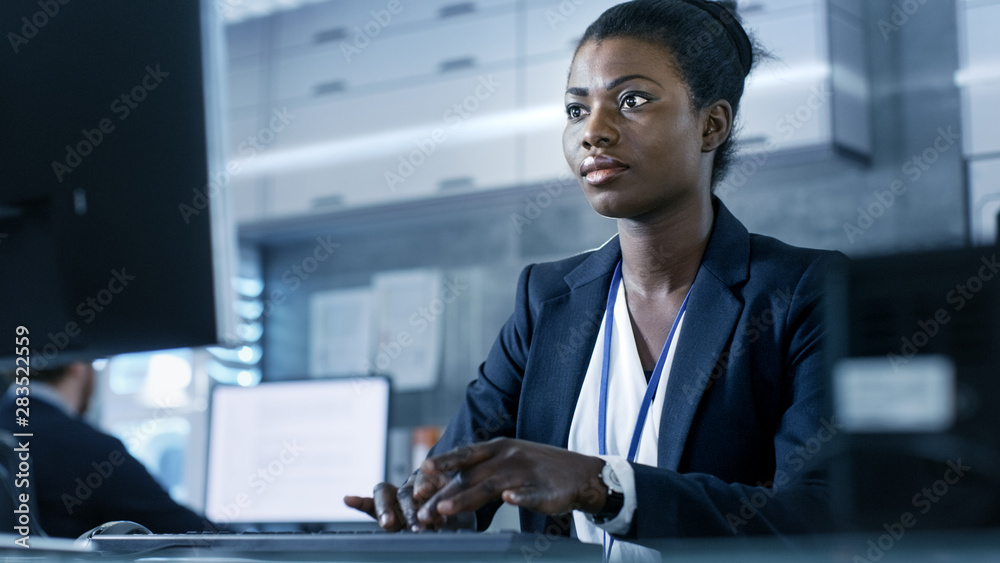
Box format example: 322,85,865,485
567,279,686,562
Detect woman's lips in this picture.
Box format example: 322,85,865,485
585,167,628,185
580,155,629,185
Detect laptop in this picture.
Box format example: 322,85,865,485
204,376,391,528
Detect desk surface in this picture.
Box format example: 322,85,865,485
2,529,999,562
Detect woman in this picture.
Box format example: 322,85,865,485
346,0,840,548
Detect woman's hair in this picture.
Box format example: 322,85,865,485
577,0,762,188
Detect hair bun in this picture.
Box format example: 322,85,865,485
676,0,753,76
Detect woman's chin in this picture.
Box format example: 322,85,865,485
583,193,640,220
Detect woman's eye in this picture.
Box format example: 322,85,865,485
566,105,586,119
621,94,649,109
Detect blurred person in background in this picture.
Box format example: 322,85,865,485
0,361,205,538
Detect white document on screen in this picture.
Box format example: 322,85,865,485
204,378,390,524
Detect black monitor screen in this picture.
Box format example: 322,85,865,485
825,247,1000,531
0,0,234,367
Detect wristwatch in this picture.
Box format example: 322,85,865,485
591,463,625,524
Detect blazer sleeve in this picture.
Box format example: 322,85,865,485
623,254,839,539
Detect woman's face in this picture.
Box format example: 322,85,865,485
563,37,709,220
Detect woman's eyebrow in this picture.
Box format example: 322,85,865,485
565,74,663,97
606,74,661,90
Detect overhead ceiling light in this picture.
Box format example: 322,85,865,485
218,0,331,24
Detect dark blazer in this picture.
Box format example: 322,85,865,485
0,392,206,538
431,199,842,539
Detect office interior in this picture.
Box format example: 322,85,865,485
3,0,1000,560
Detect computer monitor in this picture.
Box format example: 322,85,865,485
0,0,234,367
204,377,390,526
825,247,1000,531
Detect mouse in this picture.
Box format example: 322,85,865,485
75,520,152,549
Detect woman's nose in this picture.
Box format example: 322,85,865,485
581,105,620,149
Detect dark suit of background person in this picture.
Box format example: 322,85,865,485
429,198,844,539
0,362,205,538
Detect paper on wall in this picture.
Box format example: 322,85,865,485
309,287,374,377
371,269,443,391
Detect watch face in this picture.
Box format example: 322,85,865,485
602,464,624,493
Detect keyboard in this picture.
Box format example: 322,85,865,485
83,529,603,561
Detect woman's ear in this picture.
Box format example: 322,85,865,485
702,100,733,153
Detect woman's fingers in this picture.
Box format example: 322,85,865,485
421,442,496,475
417,456,514,525
371,483,407,531
353,439,604,530
342,495,375,518
415,438,607,524
396,478,423,531
411,468,448,502
429,474,509,518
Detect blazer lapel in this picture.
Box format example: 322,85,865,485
657,201,750,470
518,237,621,449
519,200,751,468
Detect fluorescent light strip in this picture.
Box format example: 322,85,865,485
235,104,566,176
746,61,831,90
220,0,329,24
955,64,1000,87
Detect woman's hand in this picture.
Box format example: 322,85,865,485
344,469,450,531
415,438,608,528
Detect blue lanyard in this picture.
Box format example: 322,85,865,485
598,260,691,461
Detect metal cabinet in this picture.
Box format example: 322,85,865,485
969,158,1000,244
738,0,870,161
958,0,1000,243
223,0,873,224
959,0,1000,158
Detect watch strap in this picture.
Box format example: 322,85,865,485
591,463,625,524
592,489,625,524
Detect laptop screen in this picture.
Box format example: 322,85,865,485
204,377,389,525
